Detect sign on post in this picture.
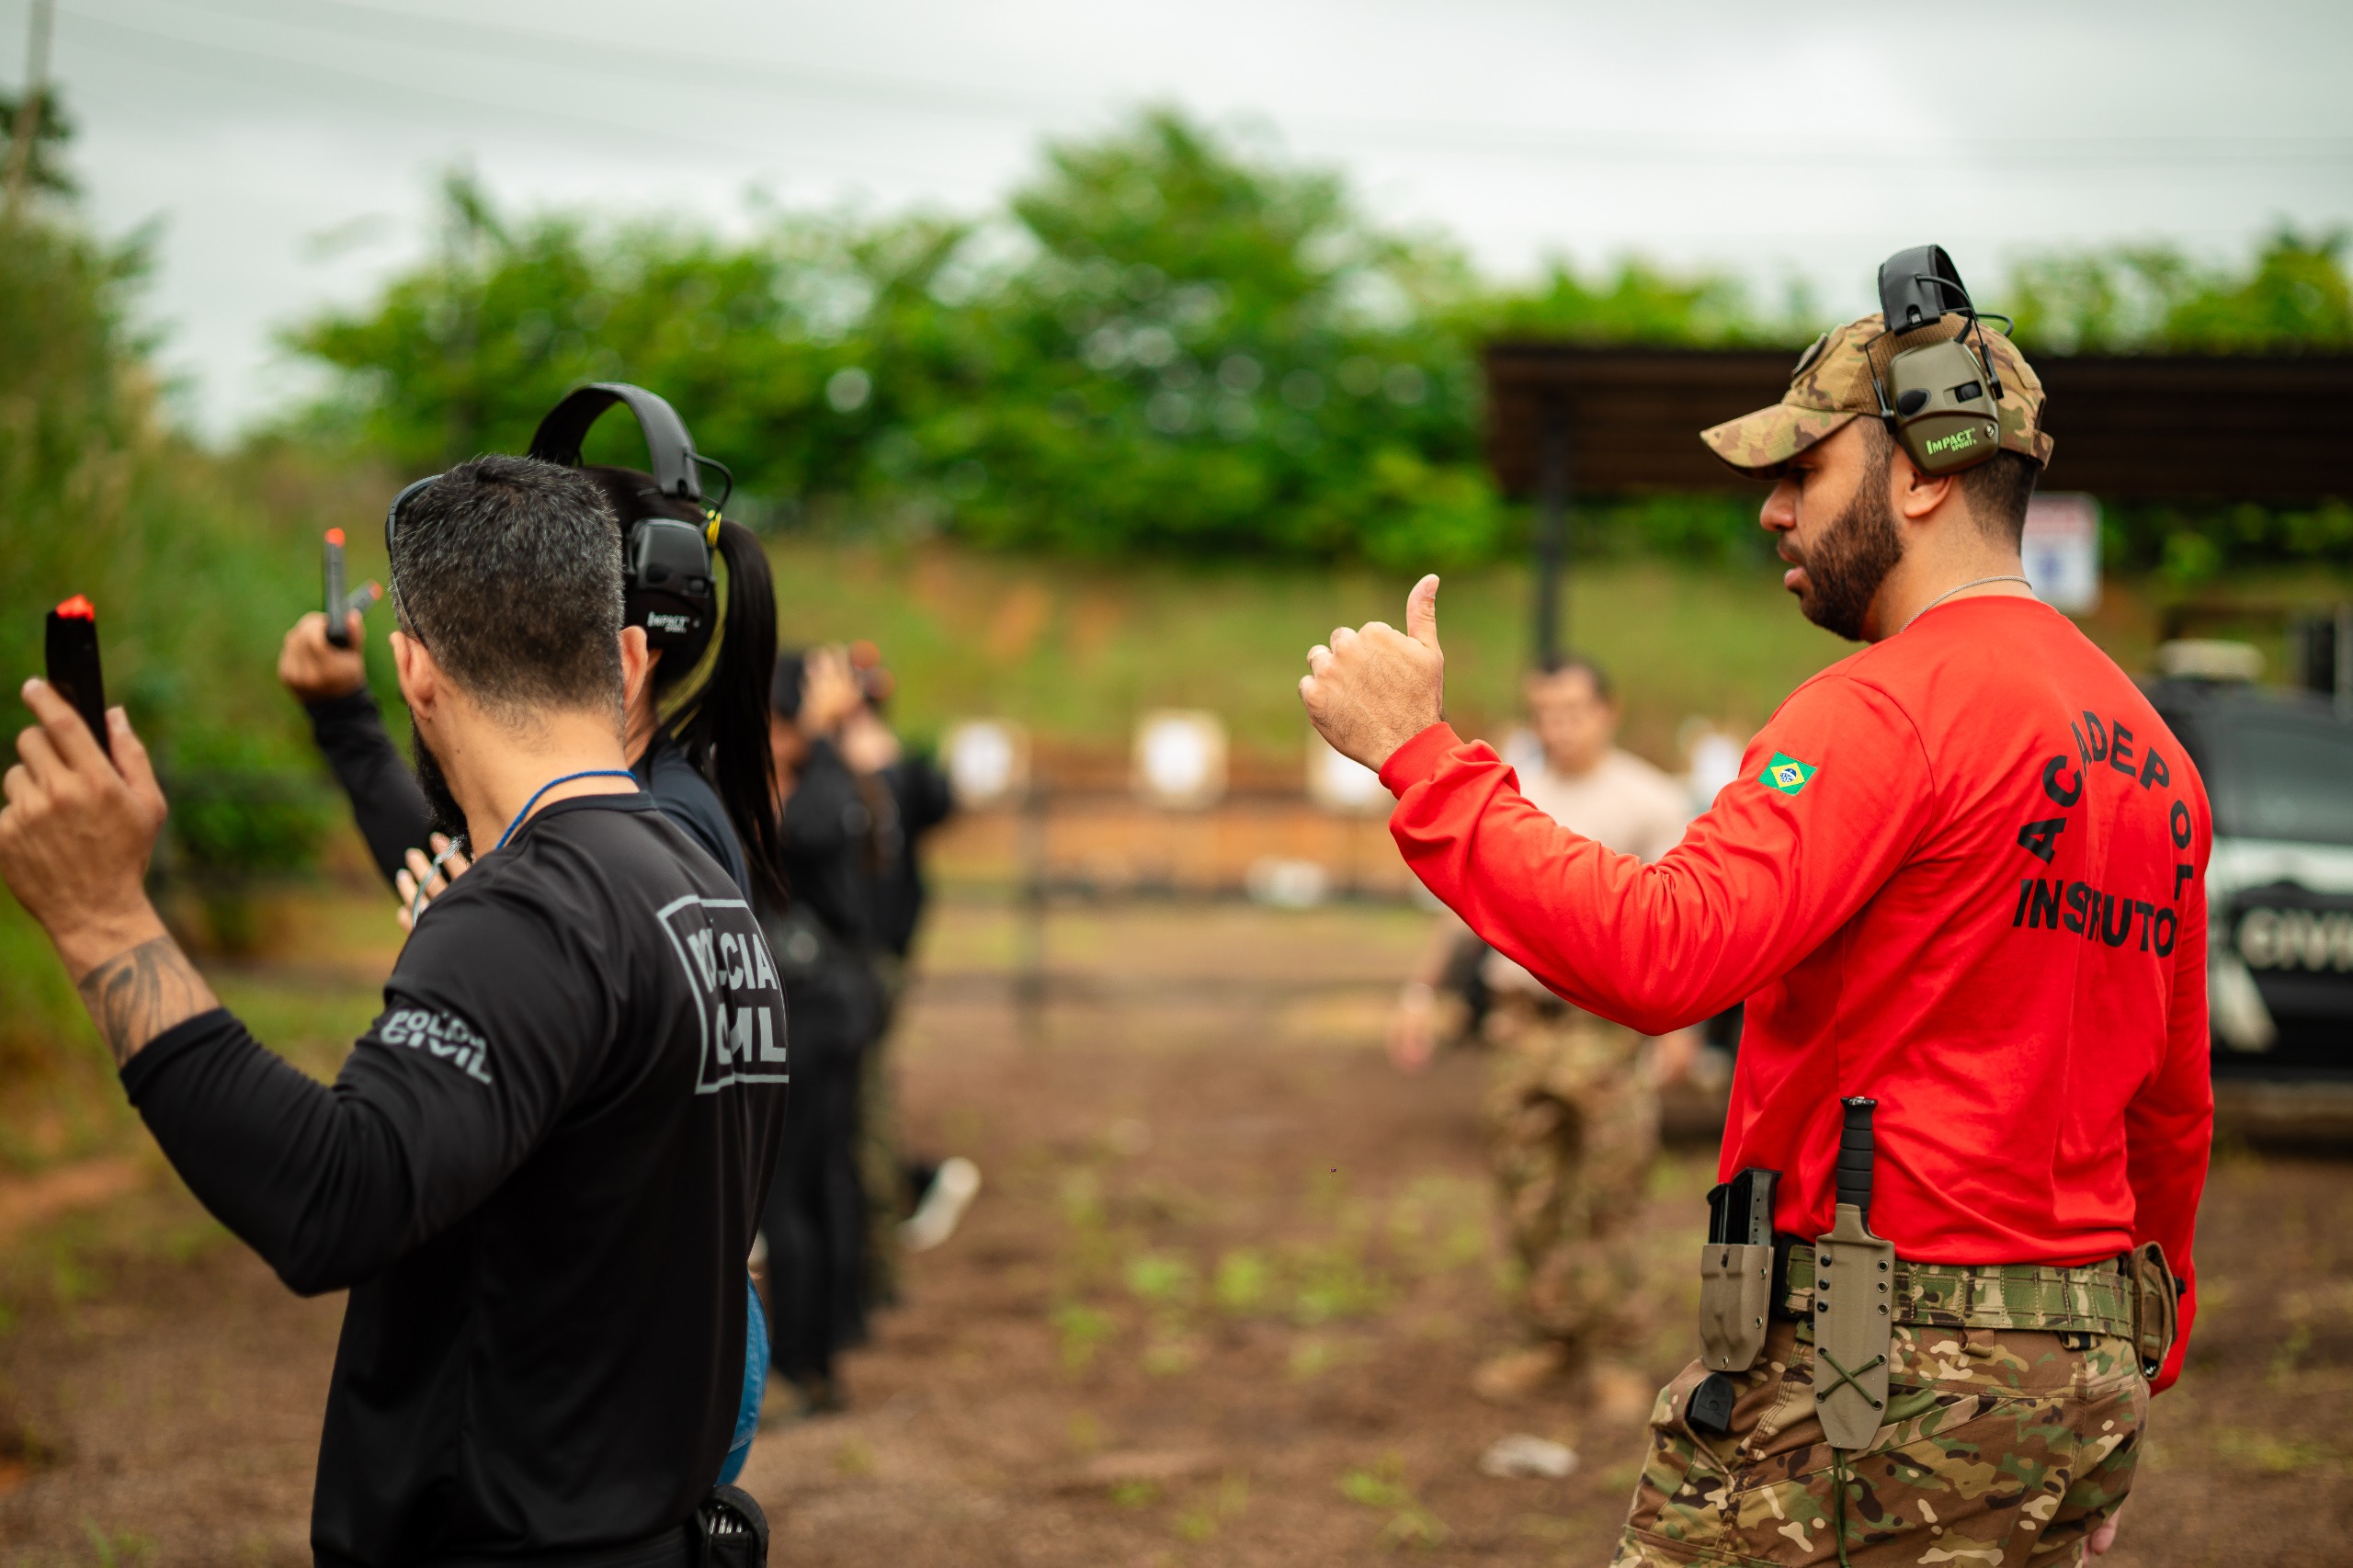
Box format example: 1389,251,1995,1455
1133,710,1227,811
1305,732,1386,815
942,720,1029,810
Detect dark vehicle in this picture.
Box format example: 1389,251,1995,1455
2146,665,2353,1100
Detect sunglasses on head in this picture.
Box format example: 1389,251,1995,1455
383,474,442,633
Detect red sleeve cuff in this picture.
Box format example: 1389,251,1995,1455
1379,722,1464,797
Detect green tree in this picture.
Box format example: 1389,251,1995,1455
1469,255,1783,346
2006,229,2352,354
933,109,1505,565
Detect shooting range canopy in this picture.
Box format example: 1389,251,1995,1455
1483,344,2353,503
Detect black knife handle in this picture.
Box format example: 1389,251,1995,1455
1836,1096,1877,1221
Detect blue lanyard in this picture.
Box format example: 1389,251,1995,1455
496,768,641,850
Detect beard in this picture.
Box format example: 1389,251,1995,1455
410,718,469,846
1789,460,1904,642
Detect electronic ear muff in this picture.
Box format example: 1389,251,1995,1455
526,382,735,666
1870,245,2013,478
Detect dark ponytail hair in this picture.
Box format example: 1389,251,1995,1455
582,465,786,906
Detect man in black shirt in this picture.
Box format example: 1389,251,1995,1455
0,456,787,1565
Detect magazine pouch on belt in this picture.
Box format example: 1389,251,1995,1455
694,1484,768,1568
1813,1098,1894,1451
2129,1241,2179,1380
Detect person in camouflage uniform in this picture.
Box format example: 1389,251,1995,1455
1485,1001,1661,1384
1390,657,1698,1403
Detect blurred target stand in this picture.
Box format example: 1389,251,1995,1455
928,711,1407,1030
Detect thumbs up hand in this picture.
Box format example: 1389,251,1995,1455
1299,574,1446,772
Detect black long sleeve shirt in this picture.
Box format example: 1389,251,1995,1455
121,796,789,1564
302,687,432,889
779,740,876,949
874,752,954,959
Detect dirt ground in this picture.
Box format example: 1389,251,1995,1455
3,898,2350,1565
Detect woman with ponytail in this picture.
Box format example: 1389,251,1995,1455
578,466,786,913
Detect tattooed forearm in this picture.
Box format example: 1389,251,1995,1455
74,936,219,1067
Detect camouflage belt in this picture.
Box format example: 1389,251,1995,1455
1779,1245,2137,1337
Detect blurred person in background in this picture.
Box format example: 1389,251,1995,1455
834,643,975,1297
761,647,883,1416
1389,654,1699,1409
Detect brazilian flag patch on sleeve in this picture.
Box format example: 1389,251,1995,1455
1760,753,1819,796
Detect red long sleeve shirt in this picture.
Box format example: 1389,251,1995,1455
1382,597,2211,1390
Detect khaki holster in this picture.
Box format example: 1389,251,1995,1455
1697,1243,1775,1374
2128,1241,2180,1379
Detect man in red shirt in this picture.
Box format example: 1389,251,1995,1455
1301,286,2210,1565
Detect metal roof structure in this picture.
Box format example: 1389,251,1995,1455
1483,342,2353,661
1483,343,2353,501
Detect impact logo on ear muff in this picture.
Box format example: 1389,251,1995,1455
526,383,735,663
1869,246,2012,479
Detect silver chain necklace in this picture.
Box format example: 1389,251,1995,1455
1900,574,2034,633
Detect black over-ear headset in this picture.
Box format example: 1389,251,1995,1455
1869,245,2014,478
382,382,736,666
529,382,735,667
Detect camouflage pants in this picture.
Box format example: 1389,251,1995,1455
1487,1006,1658,1350
1612,1318,2146,1566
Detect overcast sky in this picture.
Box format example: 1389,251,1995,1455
15,0,2351,439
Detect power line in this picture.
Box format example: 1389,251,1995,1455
118,0,1100,122
56,6,961,186
84,0,2353,174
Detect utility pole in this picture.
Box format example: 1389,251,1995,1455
4,0,56,216
1531,398,1572,667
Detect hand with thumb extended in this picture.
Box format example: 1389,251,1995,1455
1299,574,1447,773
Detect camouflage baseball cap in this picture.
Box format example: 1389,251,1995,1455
1699,312,2054,478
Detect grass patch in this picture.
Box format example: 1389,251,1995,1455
1173,1475,1249,1544
767,542,1855,764
1338,1455,1449,1550
1211,1248,1274,1313
1124,1252,1199,1308
2213,1428,2349,1476
1051,1301,1117,1370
